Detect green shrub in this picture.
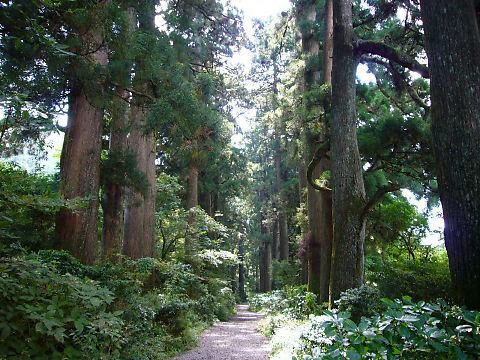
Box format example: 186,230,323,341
366,254,453,302
0,252,236,359
296,297,480,359
0,164,62,253
272,259,301,288
0,257,124,359
249,286,322,320
335,285,383,322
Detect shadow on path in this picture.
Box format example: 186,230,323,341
174,304,271,360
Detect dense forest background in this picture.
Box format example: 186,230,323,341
1,0,480,359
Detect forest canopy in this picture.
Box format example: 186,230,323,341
1,0,480,359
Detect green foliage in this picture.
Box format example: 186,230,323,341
366,253,453,302
296,298,480,359
335,285,383,322
272,259,302,289
249,286,323,320
0,251,236,359
101,150,149,196
0,163,63,252
366,196,429,256
0,257,123,359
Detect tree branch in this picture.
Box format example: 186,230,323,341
306,144,331,192
356,40,429,78
362,182,399,219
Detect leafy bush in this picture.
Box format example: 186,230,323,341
336,285,383,322
366,254,453,302
296,297,480,359
0,164,62,252
249,286,322,320
0,257,124,359
0,251,236,359
272,259,302,288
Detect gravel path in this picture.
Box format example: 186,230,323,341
174,304,271,360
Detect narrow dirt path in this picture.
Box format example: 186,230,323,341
174,304,271,360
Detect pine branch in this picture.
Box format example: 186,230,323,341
362,182,399,219
356,40,429,78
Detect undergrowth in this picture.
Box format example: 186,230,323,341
250,286,480,360
0,250,235,359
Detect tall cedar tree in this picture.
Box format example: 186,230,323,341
102,7,136,262
123,0,157,259
298,0,334,301
329,0,367,302
420,0,480,309
56,2,109,264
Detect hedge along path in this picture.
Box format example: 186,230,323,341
174,304,271,360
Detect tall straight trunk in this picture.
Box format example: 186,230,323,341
123,1,156,259
259,209,272,292
123,103,156,259
300,0,322,295
56,7,108,264
323,0,334,85
262,241,272,292
238,239,247,302
420,0,480,309
299,0,333,302
318,0,334,303
298,162,309,285
272,216,279,260
185,162,199,256
329,0,367,303
255,263,260,292
259,245,266,292
102,86,129,262
102,7,136,262
273,63,289,261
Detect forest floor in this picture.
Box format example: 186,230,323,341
174,304,271,360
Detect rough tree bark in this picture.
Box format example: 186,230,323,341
329,0,367,303
273,62,290,261
102,7,136,262
123,2,156,259
123,103,156,259
272,216,279,260
184,162,199,256
102,86,129,262
238,237,247,302
259,215,272,292
56,4,108,264
298,0,333,302
420,0,480,309
318,0,334,303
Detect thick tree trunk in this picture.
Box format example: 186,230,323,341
238,239,247,302
102,86,128,262
122,2,156,260
318,0,334,303
323,0,334,86
420,0,480,309
102,7,136,262
273,68,289,261
329,0,367,304
259,211,272,292
278,209,289,260
123,103,156,259
298,0,333,302
184,162,199,256
272,216,279,260
56,89,104,264
298,161,309,284
263,241,272,292
56,11,108,264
